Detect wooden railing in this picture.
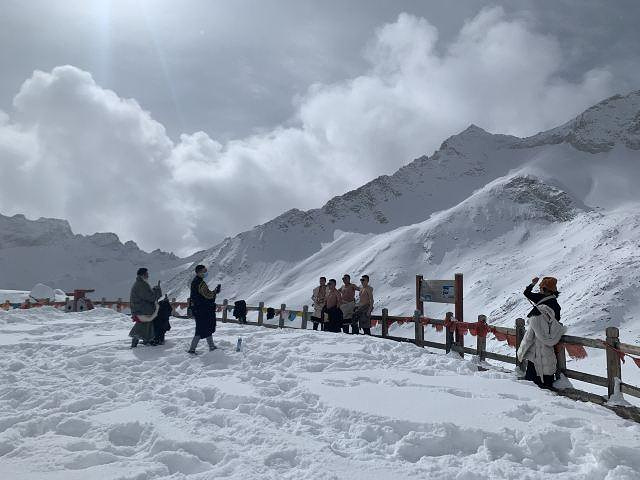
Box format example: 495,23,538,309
210,300,640,403
13,297,640,404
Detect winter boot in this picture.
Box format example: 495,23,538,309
130,338,139,348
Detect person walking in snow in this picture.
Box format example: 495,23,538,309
324,279,343,333
311,277,327,331
354,275,374,335
187,264,220,354
339,274,359,334
129,267,162,348
517,276,565,389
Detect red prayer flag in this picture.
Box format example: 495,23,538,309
564,343,588,360
493,330,507,342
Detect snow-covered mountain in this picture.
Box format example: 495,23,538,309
0,213,193,298
166,91,640,342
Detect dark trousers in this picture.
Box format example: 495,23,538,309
524,361,554,389
362,328,371,335
311,317,324,331
341,323,358,334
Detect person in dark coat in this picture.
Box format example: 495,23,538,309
187,264,220,354
153,296,173,344
129,267,162,348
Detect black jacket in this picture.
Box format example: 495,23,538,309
153,297,172,334
190,276,217,337
524,284,561,321
233,300,247,319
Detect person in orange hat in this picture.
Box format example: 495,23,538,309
518,276,564,389
524,276,560,321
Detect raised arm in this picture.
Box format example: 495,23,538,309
198,281,217,301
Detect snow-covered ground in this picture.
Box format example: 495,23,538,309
1,307,640,479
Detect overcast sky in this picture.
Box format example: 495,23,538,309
1,0,638,255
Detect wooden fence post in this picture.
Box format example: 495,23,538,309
606,326,622,398
414,310,424,347
279,304,286,328
445,312,454,353
555,343,567,379
257,301,264,326
222,299,228,322
515,318,525,369
454,274,464,357
301,305,309,329
101,297,106,308
516,318,526,368
416,275,424,314
476,314,487,362
382,308,389,337
117,298,122,312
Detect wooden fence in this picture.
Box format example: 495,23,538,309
13,297,640,406
212,300,640,404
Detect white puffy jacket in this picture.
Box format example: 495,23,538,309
517,304,566,379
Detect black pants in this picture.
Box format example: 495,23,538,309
326,307,343,333
342,323,358,334
362,328,371,336
524,361,554,389
311,317,324,331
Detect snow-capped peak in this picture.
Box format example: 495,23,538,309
522,90,640,152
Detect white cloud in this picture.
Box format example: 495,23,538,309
0,7,615,255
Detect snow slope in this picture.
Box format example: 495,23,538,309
0,214,194,298
165,92,640,340
1,307,639,479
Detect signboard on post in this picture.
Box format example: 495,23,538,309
420,280,456,304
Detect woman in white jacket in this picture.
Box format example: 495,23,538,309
517,277,566,389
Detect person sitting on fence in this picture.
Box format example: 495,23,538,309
187,264,221,354
517,276,565,389
354,275,374,335
129,267,162,348
339,274,360,334
153,295,173,345
324,279,343,333
311,277,327,331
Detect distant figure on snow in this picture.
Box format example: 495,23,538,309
517,276,565,389
187,264,220,354
339,274,359,334
129,267,162,348
311,277,327,331
324,279,343,333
